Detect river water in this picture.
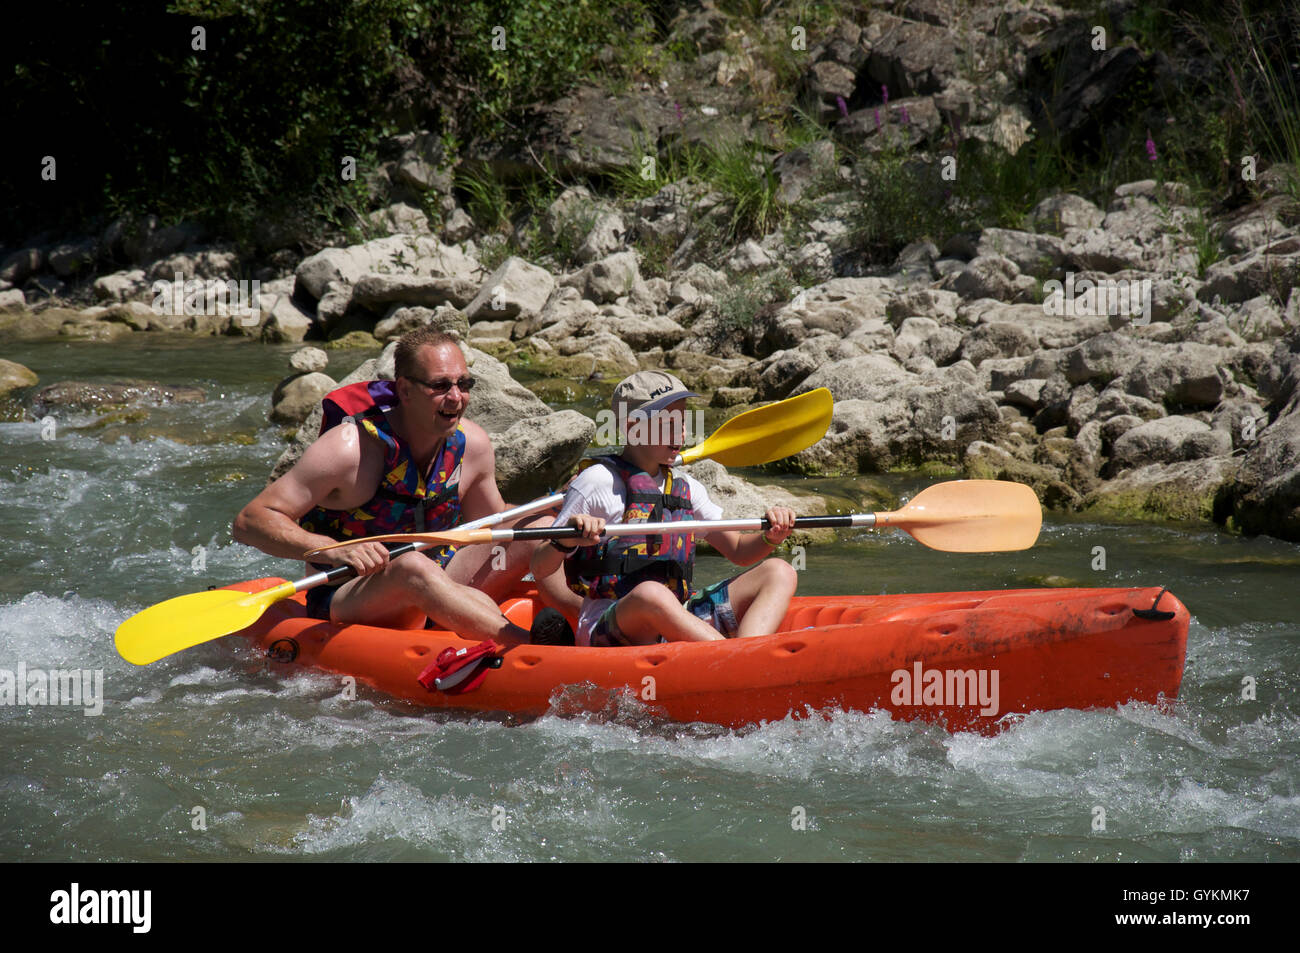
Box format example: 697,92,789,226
1,336,1296,862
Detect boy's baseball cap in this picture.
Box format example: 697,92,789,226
612,370,700,419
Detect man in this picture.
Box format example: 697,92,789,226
233,326,576,645
529,370,798,647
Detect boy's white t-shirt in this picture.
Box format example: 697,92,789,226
553,463,723,646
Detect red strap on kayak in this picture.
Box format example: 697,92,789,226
417,640,503,695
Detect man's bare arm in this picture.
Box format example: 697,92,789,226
455,420,512,524
231,423,388,571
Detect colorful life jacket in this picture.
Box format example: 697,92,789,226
300,380,464,568
564,455,695,602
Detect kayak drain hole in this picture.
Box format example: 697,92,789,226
1100,604,1127,616
931,624,958,637
780,642,806,654
637,655,667,668
514,655,542,668
406,645,432,658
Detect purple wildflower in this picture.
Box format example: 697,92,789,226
1145,133,1158,162
836,94,848,118
674,101,683,124
881,84,889,106
873,108,881,131
900,105,911,125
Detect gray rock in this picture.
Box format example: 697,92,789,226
464,256,555,323
289,347,329,374
887,288,961,327
1064,331,1142,386
271,372,337,424
576,210,627,264
0,248,43,285
1094,386,1165,421
784,378,1002,474
1119,342,1229,408
47,238,99,278
795,353,912,402
31,379,205,412
443,208,475,243
1109,415,1233,471
1199,235,1300,303
373,304,469,343
0,359,38,396
951,254,1028,301
295,247,373,301
1085,457,1240,522
1028,193,1105,234
461,346,551,433
93,269,148,303
725,240,775,274
1220,216,1289,255
1003,378,1048,411
261,294,315,343
393,132,451,194
491,410,596,501
1230,295,1289,342
352,273,478,311
566,251,640,304
958,322,1037,364
893,317,961,365
0,289,26,312
1221,409,1300,540
975,228,1068,276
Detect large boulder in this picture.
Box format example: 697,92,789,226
352,274,478,311
491,410,596,501
1118,342,1229,408
464,257,555,323
270,372,337,424
1220,412,1300,540
565,251,641,305
1084,457,1240,522
1108,416,1233,472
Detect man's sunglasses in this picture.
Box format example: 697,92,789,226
405,375,476,395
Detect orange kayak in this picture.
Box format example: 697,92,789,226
229,580,1189,733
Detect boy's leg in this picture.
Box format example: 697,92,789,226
715,559,798,638
603,581,725,644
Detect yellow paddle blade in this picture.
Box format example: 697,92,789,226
679,388,833,467
115,581,297,665
303,528,491,558
878,480,1042,552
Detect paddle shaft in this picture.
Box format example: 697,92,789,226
291,492,563,593
461,514,878,545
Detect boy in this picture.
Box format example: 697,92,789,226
530,371,798,647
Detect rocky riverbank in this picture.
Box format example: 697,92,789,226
3,1,1299,543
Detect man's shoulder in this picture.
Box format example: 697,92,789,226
457,418,490,454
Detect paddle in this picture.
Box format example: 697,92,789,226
674,387,832,467
306,479,1043,556
114,493,563,666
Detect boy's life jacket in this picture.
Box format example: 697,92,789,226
564,455,695,602
299,380,464,569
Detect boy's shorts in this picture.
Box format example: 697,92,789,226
588,576,740,648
